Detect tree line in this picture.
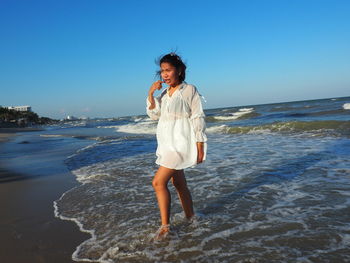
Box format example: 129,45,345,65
0,106,58,127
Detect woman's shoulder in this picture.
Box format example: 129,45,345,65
181,83,198,97
182,82,197,90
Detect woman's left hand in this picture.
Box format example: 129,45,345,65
196,142,204,164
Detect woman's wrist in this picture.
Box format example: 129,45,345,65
196,142,204,149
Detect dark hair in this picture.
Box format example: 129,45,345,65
156,53,187,82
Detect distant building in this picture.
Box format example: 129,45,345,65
6,105,32,112
65,115,78,121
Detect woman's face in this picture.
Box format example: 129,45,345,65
160,62,180,87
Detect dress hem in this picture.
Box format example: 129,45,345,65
155,160,205,171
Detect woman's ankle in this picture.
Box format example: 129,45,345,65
160,224,170,229
154,224,170,241
185,212,195,220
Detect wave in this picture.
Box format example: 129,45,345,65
39,134,94,140
270,103,350,115
285,108,349,118
98,118,157,134
206,108,260,122
269,106,297,112
207,120,350,136
39,134,64,138
54,131,350,262
269,105,318,112
343,103,350,110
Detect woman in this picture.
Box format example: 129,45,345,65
146,53,207,239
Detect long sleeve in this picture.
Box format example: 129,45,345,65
153,83,207,169
190,88,207,142
146,95,161,120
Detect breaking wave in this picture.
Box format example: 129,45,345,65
206,108,260,122
207,120,350,136
98,117,157,135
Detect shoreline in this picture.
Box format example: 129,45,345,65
0,133,16,143
0,131,90,263
0,127,44,133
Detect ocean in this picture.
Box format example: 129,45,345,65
1,96,350,262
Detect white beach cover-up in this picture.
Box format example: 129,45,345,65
146,82,207,170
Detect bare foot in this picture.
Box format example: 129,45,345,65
154,224,170,241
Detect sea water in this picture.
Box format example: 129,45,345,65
3,96,350,262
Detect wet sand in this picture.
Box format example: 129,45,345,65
0,133,16,143
0,131,90,263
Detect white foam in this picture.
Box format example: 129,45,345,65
206,124,273,135
247,129,273,135
343,103,350,110
98,118,157,135
39,134,63,137
53,191,96,262
239,108,254,112
206,125,228,133
96,125,119,129
213,108,254,121
66,141,100,159
68,121,88,127
133,117,143,122
115,122,156,134
54,133,350,262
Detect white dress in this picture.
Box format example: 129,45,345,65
146,82,207,170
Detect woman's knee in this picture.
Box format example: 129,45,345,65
152,177,167,191
152,166,175,190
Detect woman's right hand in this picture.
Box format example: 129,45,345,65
149,80,164,95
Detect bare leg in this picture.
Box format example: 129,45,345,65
152,166,177,227
172,170,194,219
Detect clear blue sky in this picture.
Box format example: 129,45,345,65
1,0,349,119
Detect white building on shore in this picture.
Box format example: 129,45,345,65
5,105,32,112
65,115,78,121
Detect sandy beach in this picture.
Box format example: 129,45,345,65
0,132,16,143
0,130,90,263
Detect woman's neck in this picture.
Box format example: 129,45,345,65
169,82,182,89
